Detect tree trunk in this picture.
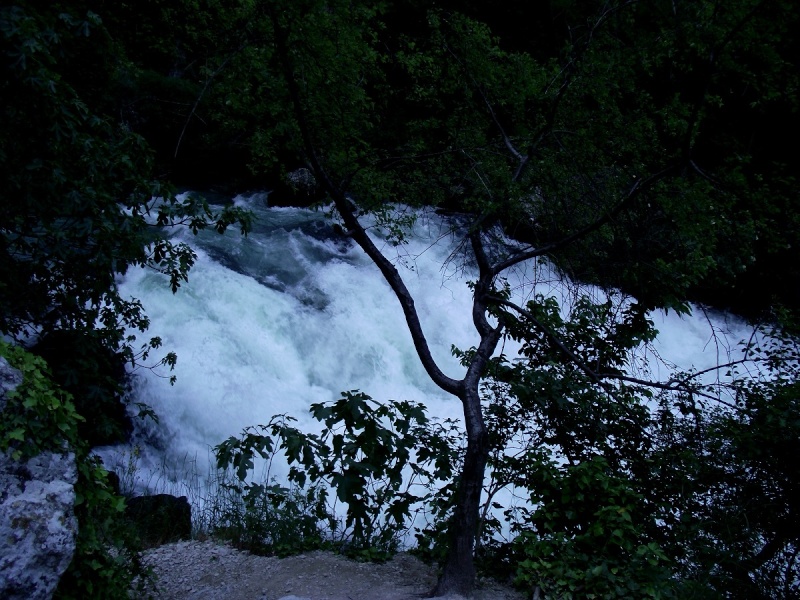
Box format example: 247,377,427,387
433,386,490,597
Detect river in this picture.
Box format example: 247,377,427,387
99,191,753,504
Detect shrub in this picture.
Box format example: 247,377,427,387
0,341,147,599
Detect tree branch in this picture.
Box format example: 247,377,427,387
174,41,248,159
469,231,496,339
490,295,741,405
490,164,676,276
268,6,462,398
473,84,529,174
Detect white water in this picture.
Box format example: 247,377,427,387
102,193,754,496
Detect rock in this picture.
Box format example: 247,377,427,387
106,469,121,495
270,168,322,206
0,357,79,600
126,493,192,547
0,355,22,396
286,168,316,195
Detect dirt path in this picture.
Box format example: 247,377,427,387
139,540,526,600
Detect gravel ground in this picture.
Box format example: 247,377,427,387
136,540,527,600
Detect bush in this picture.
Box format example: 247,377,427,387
214,391,462,561
514,457,674,600
0,341,147,599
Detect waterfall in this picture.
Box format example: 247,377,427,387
100,192,752,496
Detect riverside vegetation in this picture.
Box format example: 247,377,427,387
2,1,800,598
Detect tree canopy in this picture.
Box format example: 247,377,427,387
99,0,800,320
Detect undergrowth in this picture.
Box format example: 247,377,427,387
0,341,150,599
111,391,463,563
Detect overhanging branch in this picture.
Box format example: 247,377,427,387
490,295,743,405
490,164,677,276
269,7,462,398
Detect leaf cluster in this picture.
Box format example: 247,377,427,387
515,457,674,600
215,390,462,559
1,5,253,596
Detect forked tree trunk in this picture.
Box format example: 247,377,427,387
280,29,501,583
433,384,490,597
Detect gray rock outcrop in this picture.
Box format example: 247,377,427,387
0,355,79,600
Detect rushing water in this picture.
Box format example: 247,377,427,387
101,192,753,496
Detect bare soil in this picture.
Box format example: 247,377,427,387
138,540,527,600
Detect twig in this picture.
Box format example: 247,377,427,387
174,41,248,159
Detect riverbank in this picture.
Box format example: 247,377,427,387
138,540,526,600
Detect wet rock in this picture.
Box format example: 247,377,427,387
270,168,322,206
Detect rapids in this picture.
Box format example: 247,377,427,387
100,192,752,498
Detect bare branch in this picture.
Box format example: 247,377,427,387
174,41,248,159
490,164,676,275
268,6,462,398
491,295,738,404
475,86,524,162
440,38,534,183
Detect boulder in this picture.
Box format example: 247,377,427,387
126,494,192,547
286,167,316,194
270,167,322,206
0,357,79,600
